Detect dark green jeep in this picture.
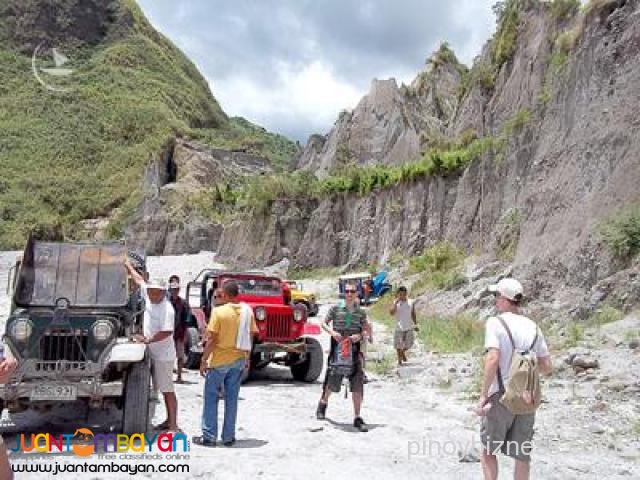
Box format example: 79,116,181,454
0,237,151,434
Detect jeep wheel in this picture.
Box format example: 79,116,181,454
290,337,323,382
122,354,151,435
184,327,201,369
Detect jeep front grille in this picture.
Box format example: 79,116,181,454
266,313,291,341
39,329,89,362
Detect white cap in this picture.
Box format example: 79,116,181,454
487,278,524,302
146,278,168,291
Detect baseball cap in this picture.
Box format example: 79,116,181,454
487,278,523,301
146,278,168,291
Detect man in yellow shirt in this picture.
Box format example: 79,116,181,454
193,280,257,447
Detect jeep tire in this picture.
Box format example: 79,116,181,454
122,354,151,435
290,337,323,382
184,327,201,369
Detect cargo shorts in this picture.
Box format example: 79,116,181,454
393,328,415,350
480,392,536,461
323,357,365,394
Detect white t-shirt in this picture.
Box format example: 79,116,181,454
484,312,549,396
142,284,177,362
394,299,415,331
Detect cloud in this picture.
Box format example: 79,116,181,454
212,60,363,142
138,0,496,142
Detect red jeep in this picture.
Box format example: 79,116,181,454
186,270,323,382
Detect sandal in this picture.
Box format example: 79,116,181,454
153,420,170,430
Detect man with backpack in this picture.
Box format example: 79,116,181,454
477,278,552,480
316,283,370,432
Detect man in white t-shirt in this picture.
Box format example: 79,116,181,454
476,278,552,480
125,260,180,433
390,286,418,366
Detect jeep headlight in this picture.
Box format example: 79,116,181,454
255,307,266,321
293,308,304,322
11,318,33,342
93,320,114,342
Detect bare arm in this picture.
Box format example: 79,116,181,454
538,355,552,377
200,332,218,376
0,436,12,480
0,358,17,384
480,348,500,400
124,259,145,287
321,308,342,341
389,300,398,315
148,331,172,343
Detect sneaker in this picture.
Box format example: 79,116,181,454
316,401,327,420
222,438,236,447
192,436,216,447
354,417,368,432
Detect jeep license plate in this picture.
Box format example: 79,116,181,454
31,384,77,401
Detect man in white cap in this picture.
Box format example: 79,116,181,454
125,260,180,433
477,278,552,480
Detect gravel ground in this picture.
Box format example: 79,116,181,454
0,252,638,479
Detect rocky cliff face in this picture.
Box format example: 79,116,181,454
124,138,271,255
218,0,640,308
296,48,465,177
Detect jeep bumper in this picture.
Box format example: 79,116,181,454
0,379,124,402
253,341,307,355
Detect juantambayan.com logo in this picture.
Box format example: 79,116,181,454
10,428,188,457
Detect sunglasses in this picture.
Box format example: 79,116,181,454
345,289,357,294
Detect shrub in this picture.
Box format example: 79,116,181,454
492,0,521,68
408,241,467,293
549,0,580,21
565,322,585,347
503,108,532,137
369,352,396,376
588,306,623,328
601,205,640,259
555,24,584,54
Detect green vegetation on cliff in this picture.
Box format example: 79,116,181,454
0,0,296,248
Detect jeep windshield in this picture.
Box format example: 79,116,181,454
234,278,282,297
13,238,130,308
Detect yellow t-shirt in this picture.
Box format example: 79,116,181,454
207,303,258,368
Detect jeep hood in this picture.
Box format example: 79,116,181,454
14,237,130,308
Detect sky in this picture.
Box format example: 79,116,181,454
137,0,497,143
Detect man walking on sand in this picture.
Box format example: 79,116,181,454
193,281,258,447
476,278,552,480
316,283,370,432
390,286,418,366
125,260,180,433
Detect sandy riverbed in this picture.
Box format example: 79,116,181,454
0,252,638,479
